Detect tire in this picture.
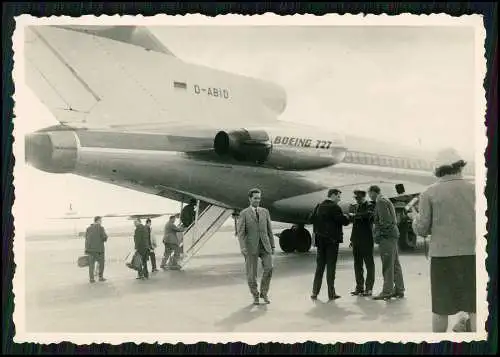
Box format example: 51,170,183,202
279,229,296,253
295,228,312,253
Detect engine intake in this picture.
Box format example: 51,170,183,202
214,129,272,164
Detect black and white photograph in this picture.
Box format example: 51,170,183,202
12,14,487,344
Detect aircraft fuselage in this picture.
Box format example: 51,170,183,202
25,124,445,225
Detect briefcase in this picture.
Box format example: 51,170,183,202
77,255,89,268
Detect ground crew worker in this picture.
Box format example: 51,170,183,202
348,189,376,297
309,188,350,301
84,216,108,283
408,148,476,332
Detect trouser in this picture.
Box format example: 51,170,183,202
312,242,340,298
138,250,149,278
378,238,405,295
161,243,181,267
149,249,157,270
88,252,105,280
352,243,375,291
245,242,273,298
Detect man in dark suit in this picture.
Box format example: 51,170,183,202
310,188,350,301
85,216,108,283
237,188,275,305
134,218,150,280
348,189,376,296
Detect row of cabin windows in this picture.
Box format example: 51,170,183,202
343,151,474,175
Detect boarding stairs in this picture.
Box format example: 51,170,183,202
176,203,234,268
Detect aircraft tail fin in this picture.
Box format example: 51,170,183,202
24,25,286,129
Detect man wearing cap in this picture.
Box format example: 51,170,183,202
368,185,406,300
408,148,476,332
348,190,376,296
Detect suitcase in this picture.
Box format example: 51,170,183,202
77,255,90,268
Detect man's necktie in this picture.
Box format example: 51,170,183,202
255,209,259,222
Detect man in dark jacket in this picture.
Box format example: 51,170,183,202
85,216,108,283
310,188,351,301
145,218,158,272
134,218,150,279
349,190,375,296
180,199,197,228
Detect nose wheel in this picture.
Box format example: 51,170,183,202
278,225,312,253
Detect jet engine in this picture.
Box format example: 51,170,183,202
214,129,272,164
25,130,79,174
213,127,347,170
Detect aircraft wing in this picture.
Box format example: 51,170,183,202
49,212,176,220
25,25,286,130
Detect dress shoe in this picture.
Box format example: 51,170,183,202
350,289,364,296
260,294,270,304
392,292,405,299
98,277,106,282
253,296,260,305
310,294,318,301
372,293,392,300
89,279,96,283
362,290,373,297
328,294,341,301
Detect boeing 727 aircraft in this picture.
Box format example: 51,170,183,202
24,25,474,261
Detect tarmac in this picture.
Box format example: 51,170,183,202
24,228,465,334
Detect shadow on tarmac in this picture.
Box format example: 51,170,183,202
214,303,269,332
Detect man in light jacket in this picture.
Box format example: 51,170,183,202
237,188,275,305
161,215,184,270
368,185,405,300
409,148,476,332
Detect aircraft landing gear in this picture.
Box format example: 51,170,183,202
278,225,312,253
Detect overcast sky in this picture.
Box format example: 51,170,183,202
16,25,478,231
